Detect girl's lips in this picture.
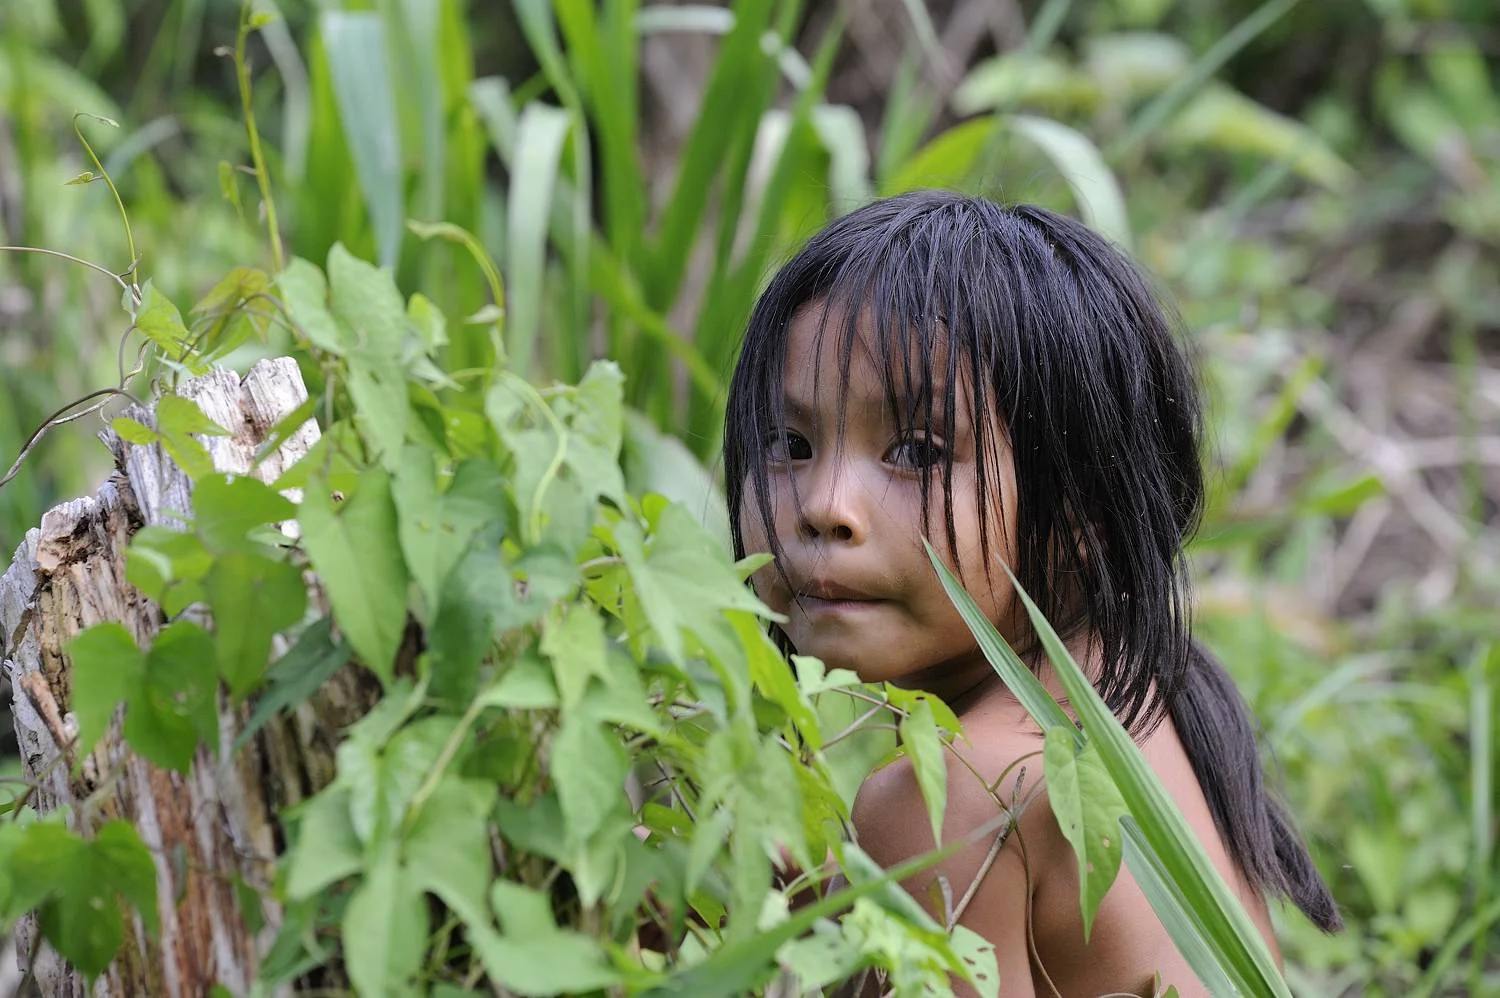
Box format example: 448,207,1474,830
796,595,884,615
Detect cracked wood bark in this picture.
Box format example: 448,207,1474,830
0,358,380,997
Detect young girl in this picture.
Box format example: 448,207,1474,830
722,191,1341,996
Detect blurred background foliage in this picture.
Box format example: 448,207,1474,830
0,0,1496,995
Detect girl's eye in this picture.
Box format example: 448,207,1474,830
886,435,946,470
765,431,812,462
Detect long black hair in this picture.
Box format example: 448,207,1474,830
723,190,1341,931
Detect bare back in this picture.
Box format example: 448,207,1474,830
851,686,1281,997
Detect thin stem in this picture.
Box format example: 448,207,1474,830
0,245,135,297
71,113,138,280
0,388,145,491
236,4,285,272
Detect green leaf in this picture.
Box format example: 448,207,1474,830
130,620,219,772
67,623,145,758
208,552,308,695
1044,727,1127,941
346,353,411,468
193,473,296,552
551,716,628,845
342,848,426,998
126,526,212,616
134,281,190,354
285,787,364,900
391,447,504,612
404,778,496,926
277,257,346,354
612,504,769,665
327,242,408,358
93,820,160,937
236,618,352,752
12,820,159,976
899,697,948,849
948,924,1000,998
339,715,454,847
112,416,160,445
157,394,231,439
540,603,609,711
298,468,410,683
467,881,620,994
192,266,271,316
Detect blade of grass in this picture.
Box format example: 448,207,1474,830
558,0,646,366
255,1,311,185
321,10,405,269
1111,0,1301,158
506,103,572,379
644,0,777,313
924,541,1293,997
1010,114,1132,251
513,0,592,384
1469,641,1496,995
389,0,446,224
634,5,815,91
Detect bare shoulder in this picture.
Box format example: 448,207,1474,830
851,699,1068,997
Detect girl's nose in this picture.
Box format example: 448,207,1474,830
795,463,867,544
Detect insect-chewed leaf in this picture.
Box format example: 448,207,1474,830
1044,723,1128,941
298,468,410,683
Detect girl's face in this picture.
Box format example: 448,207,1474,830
741,301,1026,699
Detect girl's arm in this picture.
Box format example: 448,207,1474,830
851,732,1058,998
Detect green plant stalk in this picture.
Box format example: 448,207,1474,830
925,541,1293,997
237,3,286,273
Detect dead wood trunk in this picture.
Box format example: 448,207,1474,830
0,359,379,997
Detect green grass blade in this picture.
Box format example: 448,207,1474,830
507,103,572,379
1010,113,1132,251
1112,0,1301,158
923,541,1293,996
645,0,777,312
320,10,405,269
559,0,646,363
388,0,447,224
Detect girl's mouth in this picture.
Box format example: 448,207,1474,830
795,594,884,615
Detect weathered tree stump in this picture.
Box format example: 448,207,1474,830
0,359,379,997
